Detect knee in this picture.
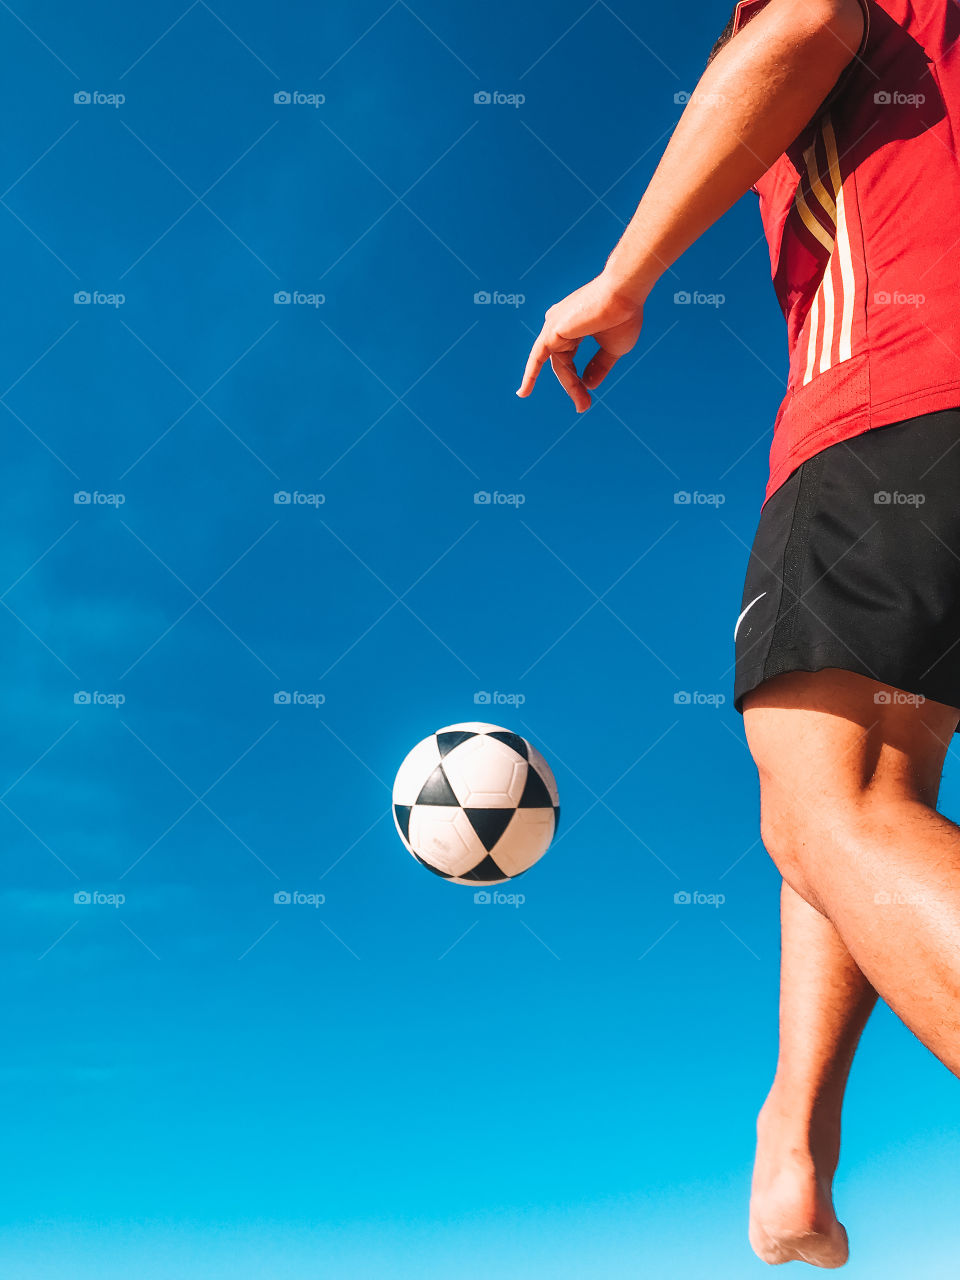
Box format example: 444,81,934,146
757,780,850,901
758,778,922,904
759,805,838,912
758,792,815,880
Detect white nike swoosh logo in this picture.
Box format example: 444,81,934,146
734,592,767,642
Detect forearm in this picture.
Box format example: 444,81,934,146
604,0,865,303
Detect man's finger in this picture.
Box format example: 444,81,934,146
550,351,591,412
517,332,551,398
582,347,620,390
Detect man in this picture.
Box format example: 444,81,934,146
518,0,960,1268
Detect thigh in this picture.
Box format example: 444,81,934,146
743,667,959,808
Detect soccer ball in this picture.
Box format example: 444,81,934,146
392,722,560,884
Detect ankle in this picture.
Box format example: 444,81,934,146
759,1082,843,1176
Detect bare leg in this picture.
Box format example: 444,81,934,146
744,668,960,1074
744,668,958,1266
749,883,877,1266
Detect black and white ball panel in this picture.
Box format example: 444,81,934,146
525,741,560,808
392,722,560,885
441,732,527,808
392,732,446,807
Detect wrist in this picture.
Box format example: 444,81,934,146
600,255,659,309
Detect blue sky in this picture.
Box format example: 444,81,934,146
0,1,958,1276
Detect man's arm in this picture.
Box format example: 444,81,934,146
517,0,866,411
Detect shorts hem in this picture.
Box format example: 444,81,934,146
734,648,960,725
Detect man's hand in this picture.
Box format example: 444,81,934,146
517,275,644,412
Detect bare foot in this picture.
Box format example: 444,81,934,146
749,1092,849,1268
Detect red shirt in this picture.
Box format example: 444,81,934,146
736,0,960,501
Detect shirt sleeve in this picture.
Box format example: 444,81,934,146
732,0,772,36
732,0,872,112
736,0,872,194
821,0,872,109
734,0,870,59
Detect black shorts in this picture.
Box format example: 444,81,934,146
734,407,960,720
